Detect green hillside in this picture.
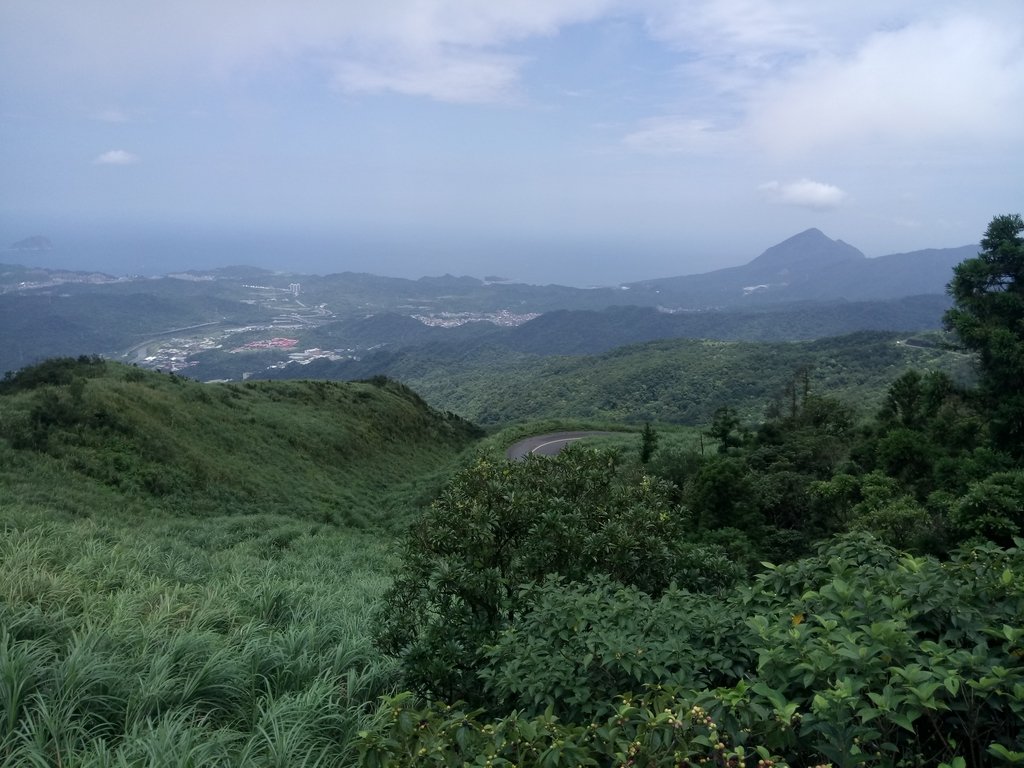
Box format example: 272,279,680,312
278,330,972,426
1,357,481,527
0,357,483,767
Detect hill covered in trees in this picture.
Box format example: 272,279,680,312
259,330,972,425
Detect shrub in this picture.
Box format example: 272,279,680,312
374,446,730,704
366,534,1024,767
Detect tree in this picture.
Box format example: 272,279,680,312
944,213,1024,455
638,421,658,463
374,447,697,703
708,405,743,453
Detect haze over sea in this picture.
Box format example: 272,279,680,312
1,221,734,287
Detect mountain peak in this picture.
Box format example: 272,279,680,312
748,228,865,273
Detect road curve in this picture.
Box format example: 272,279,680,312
505,431,622,460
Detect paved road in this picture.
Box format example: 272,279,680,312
505,431,622,460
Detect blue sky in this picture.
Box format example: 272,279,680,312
1,1,1022,284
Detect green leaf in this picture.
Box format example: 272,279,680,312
889,711,919,734
988,742,1024,762
943,676,961,697
987,745,1024,765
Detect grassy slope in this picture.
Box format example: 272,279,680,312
0,361,481,527
0,360,482,766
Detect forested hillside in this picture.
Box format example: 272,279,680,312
2,229,968,380
262,330,972,425
361,215,1024,767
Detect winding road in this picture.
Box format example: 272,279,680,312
505,431,622,460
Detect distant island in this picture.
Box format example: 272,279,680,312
10,235,53,251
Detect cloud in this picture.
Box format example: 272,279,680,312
622,117,737,155
6,1,1021,118
0,1,616,105
759,179,846,209
619,2,1024,166
333,50,523,104
747,13,1024,154
93,150,139,165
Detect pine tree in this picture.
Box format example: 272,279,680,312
944,213,1024,455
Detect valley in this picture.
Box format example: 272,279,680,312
1,229,971,390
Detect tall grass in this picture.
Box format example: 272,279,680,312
0,360,486,765
0,517,397,766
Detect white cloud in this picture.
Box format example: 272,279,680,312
759,179,846,209
93,150,139,165
333,50,524,104
622,117,736,154
0,1,617,105
621,2,1024,175
6,1,1022,118
747,13,1024,154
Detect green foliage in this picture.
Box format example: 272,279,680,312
639,421,659,464
0,354,108,393
479,575,750,721
685,456,759,531
735,535,1024,766
359,689,790,768
949,471,1024,545
366,534,1024,767
840,358,1021,550
640,387,862,553
708,405,744,452
945,213,1024,455
814,471,933,550
374,447,737,703
309,331,971,427
0,356,487,764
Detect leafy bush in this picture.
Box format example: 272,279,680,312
479,575,752,721
949,471,1024,544
0,355,107,394
366,534,1024,767
374,446,739,703
359,689,791,768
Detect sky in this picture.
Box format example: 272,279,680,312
1,1,1022,285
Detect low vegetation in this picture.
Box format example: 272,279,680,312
0,360,480,527
0,361,480,766
1,515,395,767
362,215,1024,766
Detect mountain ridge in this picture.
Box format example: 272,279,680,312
0,228,979,378
625,232,975,307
